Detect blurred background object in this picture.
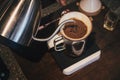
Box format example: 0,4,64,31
56,0,66,6
102,0,120,19
0,57,9,80
79,0,102,16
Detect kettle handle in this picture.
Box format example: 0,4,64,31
32,19,75,42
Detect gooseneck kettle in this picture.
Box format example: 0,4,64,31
0,0,71,46
0,0,46,61
0,0,70,60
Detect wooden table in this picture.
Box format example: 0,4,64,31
13,6,120,80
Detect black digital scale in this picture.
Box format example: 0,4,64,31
36,0,101,75
47,33,101,75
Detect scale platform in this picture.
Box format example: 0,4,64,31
48,33,101,75
36,0,101,75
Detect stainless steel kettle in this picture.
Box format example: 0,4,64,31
0,0,71,61
0,0,41,46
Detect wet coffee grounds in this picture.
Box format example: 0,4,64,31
63,19,87,39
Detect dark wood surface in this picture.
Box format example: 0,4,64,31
14,8,120,80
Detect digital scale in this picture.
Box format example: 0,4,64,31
47,33,101,75
36,0,101,75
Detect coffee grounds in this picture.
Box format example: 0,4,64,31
63,19,87,39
